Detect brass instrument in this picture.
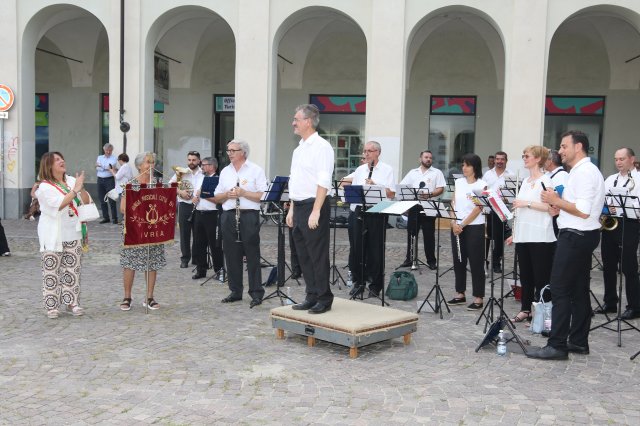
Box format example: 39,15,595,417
235,178,242,242
600,215,618,231
172,166,194,199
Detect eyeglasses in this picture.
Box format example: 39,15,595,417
201,163,212,166
363,149,379,153
522,154,531,159
226,149,242,153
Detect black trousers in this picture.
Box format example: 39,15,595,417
0,219,9,254
404,205,436,264
485,211,507,267
192,210,225,274
515,242,555,312
601,220,640,310
548,229,600,350
97,176,117,221
178,202,195,264
291,199,333,305
288,227,301,275
350,207,386,292
451,224,486,297
221,210,264,301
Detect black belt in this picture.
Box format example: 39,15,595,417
223,209,258,213
195,210,218,214
97,176,114,179
559,228,599,236
293,198,315,206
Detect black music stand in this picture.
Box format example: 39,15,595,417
417,199,453,318
261,176,296,306
590,193,640,353
329,181,347,290
198,176,225,287
395,184,429,272
344,185,389,306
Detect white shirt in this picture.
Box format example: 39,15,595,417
513,175,556,243
482,167,514,193
96,154,117,178
399,166,446,194
604,171,640,215
114,162,134,194
453,178,487,225
193,172,219,211
289,132,334,201
557,157,605,231
35,176,82,252
545,166,568,190
349,161,396,211
214,160,268,211
169,167,202,204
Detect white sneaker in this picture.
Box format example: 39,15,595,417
66,305,84,316
1,252,10,257
47,309,59,319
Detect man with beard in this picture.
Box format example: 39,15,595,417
397,150,445,270
170,151,202,268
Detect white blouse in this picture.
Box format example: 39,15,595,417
513,174,556,243
36,176,82,252
453,178,487,226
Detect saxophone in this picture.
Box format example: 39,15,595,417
172,166,194,199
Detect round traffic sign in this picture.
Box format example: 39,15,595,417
0,84,15,112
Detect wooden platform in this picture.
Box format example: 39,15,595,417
270,297,419,358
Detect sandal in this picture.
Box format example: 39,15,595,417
512,311,531,323
120,298,132,311
143,298,159,310
47,309,59,319
66,305,84,316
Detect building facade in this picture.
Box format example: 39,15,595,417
1,0,639,218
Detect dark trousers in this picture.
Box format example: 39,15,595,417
601,220,640,310
192,210,225,274
178,202,195,264
221,210,264,301
291,200,333,305
485,211,506,267
289,227,301,275
0,219,9,254
548,229,600,350
350,207,386,292
451,224,485,297
404,205,436,264
516,242,555,312
97,176,117,221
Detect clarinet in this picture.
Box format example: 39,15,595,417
367,161,374,180
235,178,242,242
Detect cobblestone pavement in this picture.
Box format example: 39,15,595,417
1,218,639,425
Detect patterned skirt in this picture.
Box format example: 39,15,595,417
120,244,166,271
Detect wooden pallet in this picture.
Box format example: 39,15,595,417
271,297,419,358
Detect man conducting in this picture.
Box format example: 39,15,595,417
398,150,445,270
191,157,225,281
528,130,605,360
596,148,640,319
169,151,202,268
343,141,396,298
214,140,268,308
287,104,335,314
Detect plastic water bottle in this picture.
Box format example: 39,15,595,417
285,287,293,305
543,307,552,333
346,270,353,288
497,330,507,356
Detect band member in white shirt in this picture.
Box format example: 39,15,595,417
342,141,396,298
597,147,640,319
214,141,268,308
169,151,202,268
287,104,335,314
528,130,605,360
398,150,445,270
482,151,513,273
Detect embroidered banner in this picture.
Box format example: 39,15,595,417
124,184,177,247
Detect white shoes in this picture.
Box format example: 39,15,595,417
66,305,84,316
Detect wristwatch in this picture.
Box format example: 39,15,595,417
527,201,532,208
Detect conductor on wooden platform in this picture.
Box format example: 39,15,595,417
286,104,335,314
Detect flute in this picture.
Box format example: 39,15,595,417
235,178,241,242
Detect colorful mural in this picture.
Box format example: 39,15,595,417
545,97,604,116
430,96,476,115
310,95,366,113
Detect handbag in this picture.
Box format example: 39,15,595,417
77,193,100,222
531,284,552,334
105,187,119,201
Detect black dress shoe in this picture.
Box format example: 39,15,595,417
541,330,550,338
594,304,616,314
567,341,589,355
99,218,110,224
427,262,437,270
525,345,568,360
621,309,640,320
192,271,206,280
492,265,502,274
308,302,331,314
180,261,189,268
398,259,412,268
349,285,365,297
292,300,316,310
221,294,242,303
290,271,302,280
249,299,262,308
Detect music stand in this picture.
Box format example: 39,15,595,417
417,199,453,318
261,176,296,306
590,193,640,353
395,184,429,272
329,181,347,289
198,176,224,287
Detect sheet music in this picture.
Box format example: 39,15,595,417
366,200,419,215
606,187,638,218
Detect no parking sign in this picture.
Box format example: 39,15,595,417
0,84,15,118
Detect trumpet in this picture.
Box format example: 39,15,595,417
600,215,618,231
235,178,242,242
